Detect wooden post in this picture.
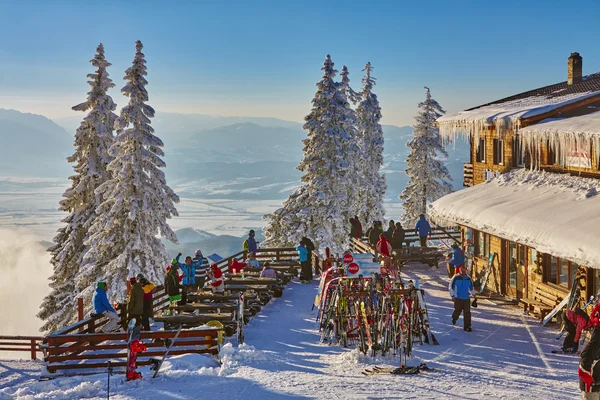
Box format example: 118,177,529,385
30,339,36,360
78,298,84,321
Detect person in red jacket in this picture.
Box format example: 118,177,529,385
207,263,224,294
579,304,600,397
564,308,593,352
376,233,393,257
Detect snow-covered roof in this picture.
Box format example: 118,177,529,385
437,72,600,142
518,111,600,163
429,168,600,269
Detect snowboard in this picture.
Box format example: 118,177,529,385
125,320,142,381
151,324,183,378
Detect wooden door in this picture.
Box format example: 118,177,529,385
506,242,518,298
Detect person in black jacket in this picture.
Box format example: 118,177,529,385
164,265,182,314
301,237,316,277
579,327,600,397
391,222,405,251
368,221,382,248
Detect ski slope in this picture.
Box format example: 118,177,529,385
0,265,580,399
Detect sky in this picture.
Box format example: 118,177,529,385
1,0,600,126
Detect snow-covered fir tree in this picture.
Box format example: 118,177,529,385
355,62,386,226
263,55,358,253
38,43,117,332
79,40,179,304
400,87,453,225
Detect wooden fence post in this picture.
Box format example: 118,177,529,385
78,298,84,332
30,339,36,360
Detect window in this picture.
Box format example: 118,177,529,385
476,137,486,163
509,243,517,288
475,231,490,258
513,135,524,167
546,256,577,288
518,245,526,266
549,256,558,284
493,139,504,165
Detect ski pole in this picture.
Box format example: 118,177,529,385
556,329,566,340
107,361,112,400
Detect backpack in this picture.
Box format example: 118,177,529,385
243,238,249,251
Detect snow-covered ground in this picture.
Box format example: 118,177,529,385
0,265,579,399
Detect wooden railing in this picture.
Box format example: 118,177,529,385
0,336,44,360
464,163,474,187
43,327,222,374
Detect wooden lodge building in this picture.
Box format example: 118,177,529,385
430,52,600,314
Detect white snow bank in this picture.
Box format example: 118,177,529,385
437,91,600,142
429,168,600,268
219,342,267,374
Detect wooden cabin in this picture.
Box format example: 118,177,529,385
431,52,600,310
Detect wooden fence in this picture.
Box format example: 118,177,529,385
0,336,44,360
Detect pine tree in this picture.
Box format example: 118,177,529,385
356,62,386,226
263,55,357,253
400,87,453,225
79,41,179,304
38,44,117,332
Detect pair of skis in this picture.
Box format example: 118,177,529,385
150,324,183,378
362,364,439,376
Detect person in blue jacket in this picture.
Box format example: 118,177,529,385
93,281,121,333
297,242,311,283
447,242,466,277
449,265,476,332
414,214,432,247
244,230,258,253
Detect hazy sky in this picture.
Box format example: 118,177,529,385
1,0,600,126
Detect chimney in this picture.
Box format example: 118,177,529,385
568,52,582,85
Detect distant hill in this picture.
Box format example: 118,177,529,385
162,228,266,260
0,109,72,177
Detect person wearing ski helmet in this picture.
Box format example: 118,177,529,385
93,281,121,332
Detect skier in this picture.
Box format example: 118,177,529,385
260,262,277,279
563,308,594,353
297,241,311,283
449,265,476,332
93,281,121,333
165,263,183,312
391,222,405,251
176,253,202,289
301,237,316,275
192,249,208,287
138,274,154,331
579,320,600,397
447,243,466,276
243,230,258,253
414,214,432,247
354,216,363,238
206,263,224,294
127,277,144,327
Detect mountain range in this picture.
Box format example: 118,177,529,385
0,108,469,200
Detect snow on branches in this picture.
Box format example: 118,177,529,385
263,55,364,253
38,43,118,332
80,41,179,304
400,87,453,226
356,62,386,225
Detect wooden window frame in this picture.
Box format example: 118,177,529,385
493,138,504,165
476,136,486,163
513,135,524,167
545,255,576,288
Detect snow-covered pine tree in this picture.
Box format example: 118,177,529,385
400,86,453,225
38,43,117,332
263,55,357,253
336,65,362,223
355,62,386,226
79,40,179,304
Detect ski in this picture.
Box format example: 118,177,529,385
477,253,495,295
551,349,580,355
543,274,580,326
151,324,183,378
414,282,437,346
237,293,245,344
362,364,439,376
